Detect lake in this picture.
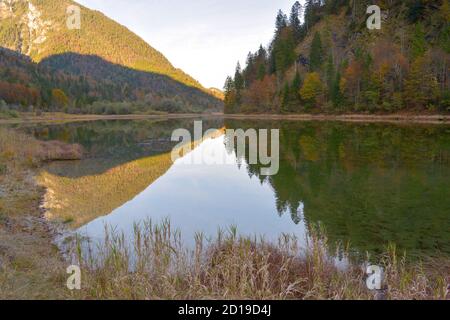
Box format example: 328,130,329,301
14,118,450,260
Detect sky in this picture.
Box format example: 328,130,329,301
76,0,300,89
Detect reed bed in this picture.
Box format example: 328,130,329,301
71,220,449,300
0,127,82,172
0,127,43,169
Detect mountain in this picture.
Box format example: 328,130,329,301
0,0,222,113
224,0,450,114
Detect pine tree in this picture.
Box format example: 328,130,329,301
232,62,244,110
331,70,343,108
310,32,324,72
325,54,335,98
291,71,303,111
290,1,304,43
292,71,302,93
275,10,288,34
411,23,427,59
304,0,321,31
234,62,244,92
223,76,236,114
281,83,291,113
257,64,267,81
273,28,296,75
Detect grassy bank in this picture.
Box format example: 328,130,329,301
0,127,449,300
71,221,449,300
0,128,69,299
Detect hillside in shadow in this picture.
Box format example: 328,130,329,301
0,48,222,112
39,52,223,110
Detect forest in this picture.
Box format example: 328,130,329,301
224,0,450,114
0,48,222,115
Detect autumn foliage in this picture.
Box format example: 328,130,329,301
224,0,450,114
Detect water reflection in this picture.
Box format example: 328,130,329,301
21,119,450,259
78,135,308,247
229,120,450,258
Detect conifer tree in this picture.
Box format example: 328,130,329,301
326,55,335,97
281,83,291,113
290,1,304,43
234,62,244,108
310,32,324,72
234,62,244,92
275,10,288,34
331,71,343,108
411,23,427,59
223,76,236,114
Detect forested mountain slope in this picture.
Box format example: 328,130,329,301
224,0,450,114
0,0,222,113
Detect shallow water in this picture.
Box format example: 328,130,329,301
16,118,450,259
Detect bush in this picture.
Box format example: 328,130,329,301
0,101,19,118
153,98,185,113
0,110,19,119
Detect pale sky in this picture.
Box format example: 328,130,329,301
76,0,300,89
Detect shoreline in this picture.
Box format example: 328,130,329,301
0,112,214,125
223,113,450,124
0,112,449,125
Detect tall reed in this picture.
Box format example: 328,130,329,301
71,219,449,300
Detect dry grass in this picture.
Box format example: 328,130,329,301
0,127,43,169
70,220,449,300
0,127,82,170
0,128,79,299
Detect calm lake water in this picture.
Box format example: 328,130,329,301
15,118,450,259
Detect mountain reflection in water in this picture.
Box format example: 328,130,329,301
20,119,450,259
